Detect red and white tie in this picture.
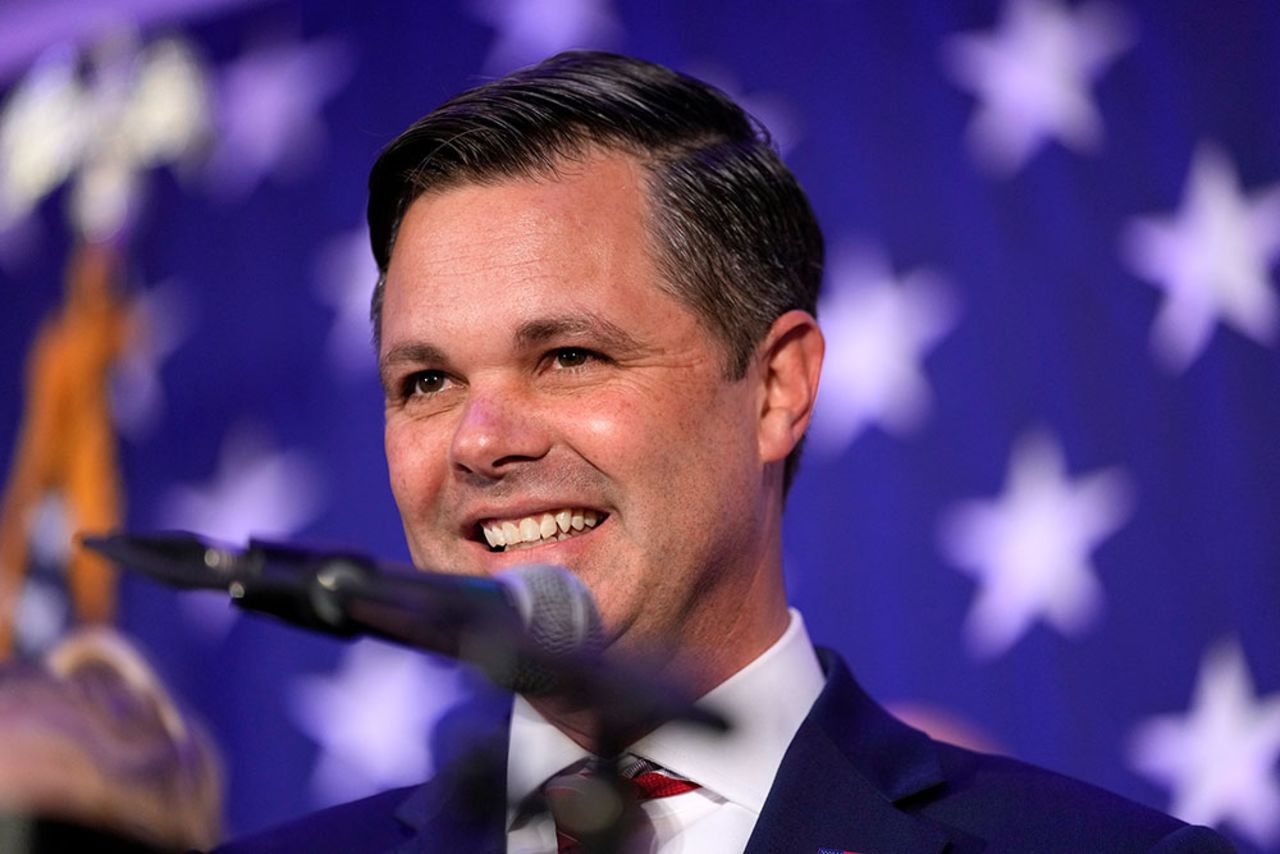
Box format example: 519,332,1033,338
546,755,699,853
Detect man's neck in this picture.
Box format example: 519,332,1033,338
525,600,792,753
505,608,826,835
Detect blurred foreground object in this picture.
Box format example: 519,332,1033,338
0,243,130,657
0,627,222,851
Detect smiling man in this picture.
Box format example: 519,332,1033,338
220,52,1232,853
377,150,811,713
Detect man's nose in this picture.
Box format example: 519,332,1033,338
448,390,551,480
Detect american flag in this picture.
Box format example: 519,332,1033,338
0,1,1276,849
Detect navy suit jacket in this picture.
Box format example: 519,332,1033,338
219,649,1234,853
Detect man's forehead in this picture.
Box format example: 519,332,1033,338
376,149,736,374
404,150,649,229
383,153,658,307
385,155,653,280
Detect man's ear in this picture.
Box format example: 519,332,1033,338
756,309,824,465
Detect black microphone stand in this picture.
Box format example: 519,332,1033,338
84,531,729,854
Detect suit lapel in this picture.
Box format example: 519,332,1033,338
390,682,514,854
745,649,952,854
383,649,955,854
391,767,508,854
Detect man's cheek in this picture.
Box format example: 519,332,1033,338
576,402,629,445
574,392,681,462
385,454,417,514
387,424,439,491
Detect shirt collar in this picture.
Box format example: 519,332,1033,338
506,693,591,827
505,609,824,823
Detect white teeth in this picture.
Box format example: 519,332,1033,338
480,508,604,550
502,521,520,544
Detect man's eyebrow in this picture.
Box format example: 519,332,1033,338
378,342,448,389
514,314,642,351
377,315,642,390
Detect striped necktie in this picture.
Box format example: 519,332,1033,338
546,755,700,853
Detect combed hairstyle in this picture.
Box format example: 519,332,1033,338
367,50,824,489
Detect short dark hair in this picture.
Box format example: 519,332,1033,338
367,50,823,488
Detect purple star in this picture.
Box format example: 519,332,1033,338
938,430,1133,658
313,227,379,378
470,0,622,75
288,641,466,807
943,0,1133,175
1123,144,1280,372
205,36,353,198
684,63,802,155
111,279,194,440
809,246,958,453
1130,639,1280,846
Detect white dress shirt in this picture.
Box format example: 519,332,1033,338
506,609,825,854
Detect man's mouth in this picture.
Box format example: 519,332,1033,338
476,508,604,553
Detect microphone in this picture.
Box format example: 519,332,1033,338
80,532,602,695
83,531,729,737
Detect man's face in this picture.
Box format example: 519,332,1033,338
379,152,778,668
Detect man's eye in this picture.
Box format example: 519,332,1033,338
407,371,448,396
551,348,594,368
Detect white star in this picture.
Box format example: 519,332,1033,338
27,492,74,568
470,0,622,75
158,423,325,639
1130,639,1280,847
938,430,1133,658
1122,144,1280,372
942,0,1133,175
809,248,958,454
159,423,324,543
13,577,69,656
204,36,352,199
313,227,378,378
288,640,466,807
12,494,73,655
110,279,194,440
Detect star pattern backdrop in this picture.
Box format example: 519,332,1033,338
0,0,1277,849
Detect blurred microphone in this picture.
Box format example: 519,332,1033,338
84,532,729,736
81,532,602,695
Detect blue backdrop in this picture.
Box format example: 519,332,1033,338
1,0,1277,850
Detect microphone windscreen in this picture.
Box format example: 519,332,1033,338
493,565,603,695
